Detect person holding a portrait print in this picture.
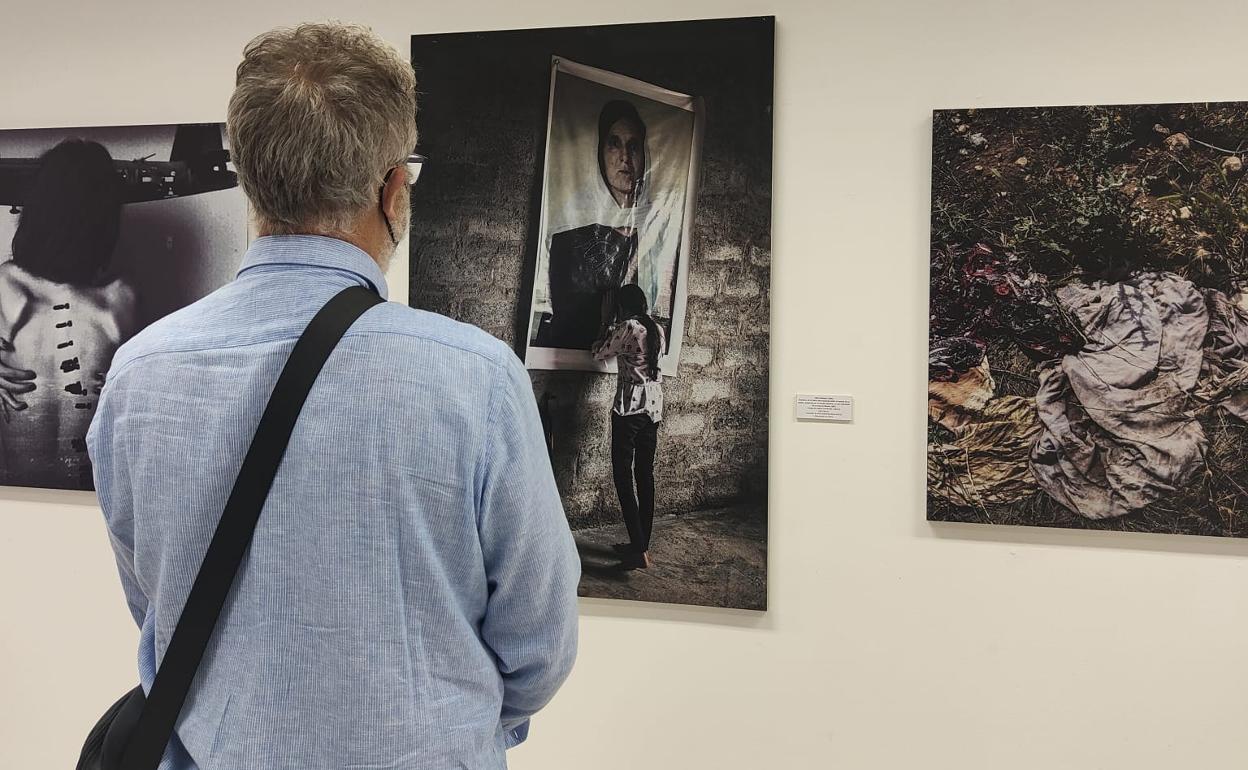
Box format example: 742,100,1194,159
592,283,665,570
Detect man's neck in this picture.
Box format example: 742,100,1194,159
256,226,390,273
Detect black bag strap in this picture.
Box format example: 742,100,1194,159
120,286,384,770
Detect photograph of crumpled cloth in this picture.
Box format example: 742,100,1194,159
1197,288,1248,420
929,243,1083,372
927,242,1076,510
1030,272,1209,519
928,355,1041,508
928,353,993,431
931,102,1248,538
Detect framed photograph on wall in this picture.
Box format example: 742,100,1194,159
929,101,1248,538
525,58,703,373
411,18,773,609
0,122,246,491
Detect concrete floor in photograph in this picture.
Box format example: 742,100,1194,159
574,503,767,610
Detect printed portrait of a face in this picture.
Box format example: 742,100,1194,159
527,61,699,373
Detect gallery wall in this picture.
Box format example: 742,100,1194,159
4,1,1248,769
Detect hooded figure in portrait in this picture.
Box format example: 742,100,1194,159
540,100,665,350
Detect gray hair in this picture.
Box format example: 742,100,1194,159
227,23,417,234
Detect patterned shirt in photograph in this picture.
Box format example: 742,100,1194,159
86,235,581,770
591,317,665,422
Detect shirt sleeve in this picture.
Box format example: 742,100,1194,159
591,322,628,362
86,369,148,628
475,348,580,746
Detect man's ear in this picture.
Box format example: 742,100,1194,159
381,166,405,223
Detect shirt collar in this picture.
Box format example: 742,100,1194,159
236,235,390,300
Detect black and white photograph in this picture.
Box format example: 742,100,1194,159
0,123,246,491
526,58,700,373
411,17,773,609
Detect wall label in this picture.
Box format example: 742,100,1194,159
795,394,853,422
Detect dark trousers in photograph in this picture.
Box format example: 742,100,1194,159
611,412,658,552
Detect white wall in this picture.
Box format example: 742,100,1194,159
5,1,1248,767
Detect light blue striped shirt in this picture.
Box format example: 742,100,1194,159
87,235,580,770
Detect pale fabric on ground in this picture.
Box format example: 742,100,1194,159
1197,289,1248,420
928,354,1040,507
928,356,994,432
928,394,1041,508
1030,272,1209,520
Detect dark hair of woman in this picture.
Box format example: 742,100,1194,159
616,283,661,380
597,100,647,193
12,139,122,285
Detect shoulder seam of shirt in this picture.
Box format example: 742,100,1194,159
109,325,505,381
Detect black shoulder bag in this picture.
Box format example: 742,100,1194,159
77,286,384,770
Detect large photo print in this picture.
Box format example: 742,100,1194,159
0,123,246,491
527,59,700,372
412,18,773,609
930,102,1248,537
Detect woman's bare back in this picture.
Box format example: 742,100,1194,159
0,261,136,489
